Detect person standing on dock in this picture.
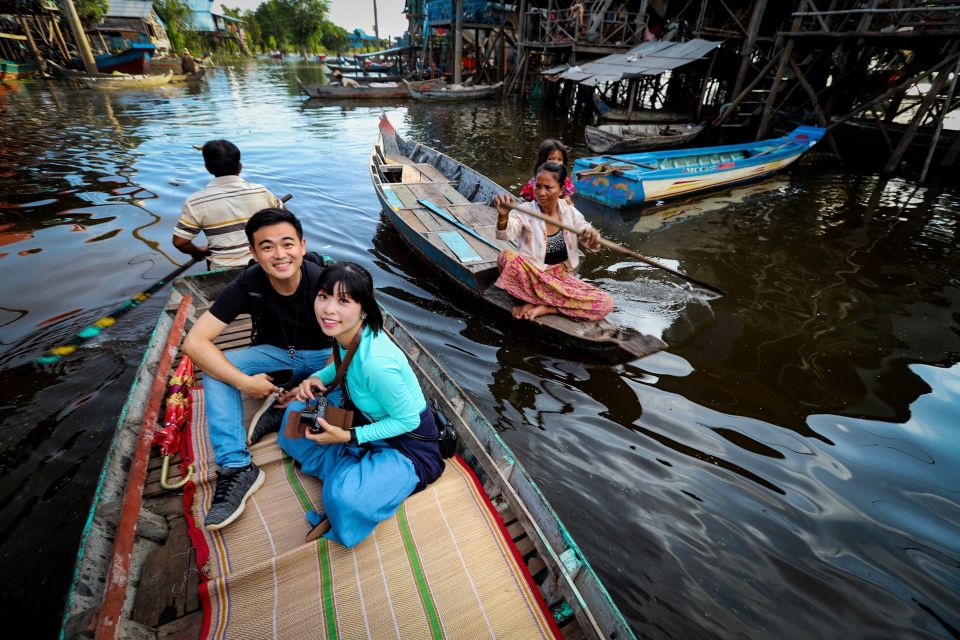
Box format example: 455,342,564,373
182,208,334,531
172,139,285,269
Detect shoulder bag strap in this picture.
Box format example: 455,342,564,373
327,326,362,395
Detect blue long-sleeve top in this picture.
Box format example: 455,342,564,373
313,325,426,444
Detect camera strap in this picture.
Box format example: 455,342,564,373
328,326,362,397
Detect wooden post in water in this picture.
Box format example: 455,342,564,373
17,16,49,77
883,51,957,175
731,0,768,102
453,0,463,83
61,0,98,75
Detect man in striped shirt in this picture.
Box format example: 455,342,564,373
173,140,285,269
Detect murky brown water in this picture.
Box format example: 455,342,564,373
1,62,958,639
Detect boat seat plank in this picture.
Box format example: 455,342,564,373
386,183,421,209
412,207,446,231
406,182,458,207
437,230,483,263
412,162,450,182
398,209,430,234
130,517,200,626
444,203,496,228
433,182,472,205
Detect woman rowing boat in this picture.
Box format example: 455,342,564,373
493,162,614,322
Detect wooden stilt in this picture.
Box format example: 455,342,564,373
788,55,843,161
17,16,49,76
883,50,957,174
920,54,960,181
731,0,768,101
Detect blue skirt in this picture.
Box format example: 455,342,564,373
277,402,420,548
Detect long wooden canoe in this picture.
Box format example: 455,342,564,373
584,122,706,154
370,115,667,361
574,125,826,210
406,79,503,101
59,268,637,640
77,70,174,90
592,93,691,123
296,75,415,99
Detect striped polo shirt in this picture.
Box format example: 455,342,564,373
174,175,283,268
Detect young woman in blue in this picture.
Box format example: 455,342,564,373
276,262,444,547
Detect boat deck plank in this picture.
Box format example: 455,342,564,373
131,517,199,627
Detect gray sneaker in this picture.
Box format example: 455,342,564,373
248,394,284,445
204,463,265,531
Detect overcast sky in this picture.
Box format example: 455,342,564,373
221,0,410,42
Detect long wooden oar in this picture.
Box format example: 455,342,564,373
500,201,726,296
37,193,293,365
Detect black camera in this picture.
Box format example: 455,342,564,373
300,395,328,434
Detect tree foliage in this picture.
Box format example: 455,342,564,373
155,0,200,52
254,0,340,53
75,0,109,23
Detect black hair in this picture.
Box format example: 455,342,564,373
316,262,384,335
533,139,568,175
202,139,241,177
245,208,303,244
535,161,568,187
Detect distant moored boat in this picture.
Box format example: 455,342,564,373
573,126,826,210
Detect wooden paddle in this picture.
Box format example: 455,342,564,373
36,193,293,365
498,200,726,296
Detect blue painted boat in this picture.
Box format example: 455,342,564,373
370,115,667,361
573,126,825,210
71,43,155,75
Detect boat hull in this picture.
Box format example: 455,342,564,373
371,116,667,361
574,126,825,209
297,76,410,99
0,58,38,79
584,123,704,154
407,81,503,101
73,43,155,75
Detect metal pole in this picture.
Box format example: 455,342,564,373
60,0,98,75
454,0,463,83
373,0,380,42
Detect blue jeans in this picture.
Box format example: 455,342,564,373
204,344,332,469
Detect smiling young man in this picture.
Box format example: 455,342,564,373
182,208,333,530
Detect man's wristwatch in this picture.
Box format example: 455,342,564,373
348,429,358,445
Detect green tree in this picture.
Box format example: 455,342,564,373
319,21,349,53
74,0,109,23
155,0,197,52
285,0,329,56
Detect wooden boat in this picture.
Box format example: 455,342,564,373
406,79,503,101
78,70,174,90
59,268,637,640
69,43,155,75
170,68,205,83
574,126,826,210
584,122,706,154
0,57,38,79
592,93,691,123
296,75,412,99
371,115,666,361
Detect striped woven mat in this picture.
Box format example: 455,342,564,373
184,389,561,639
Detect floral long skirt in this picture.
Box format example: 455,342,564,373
495,250,614,321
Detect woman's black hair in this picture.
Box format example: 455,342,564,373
316,262,384,335
535,161,568,187
533,139,568,175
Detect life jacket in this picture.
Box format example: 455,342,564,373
237,252,334,343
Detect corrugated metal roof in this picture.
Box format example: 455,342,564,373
106,0,152,18
554,38,721,84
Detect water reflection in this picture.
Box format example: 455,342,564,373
0,63,958,639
